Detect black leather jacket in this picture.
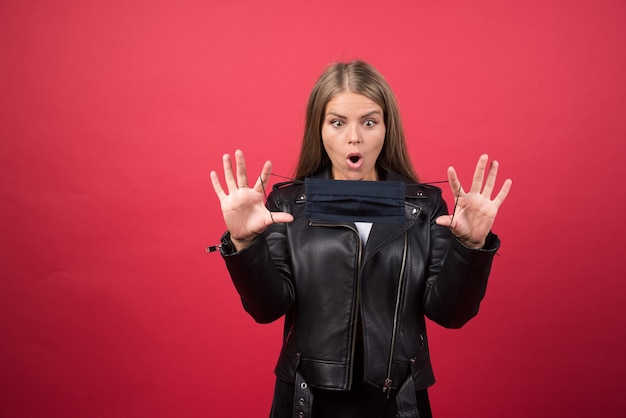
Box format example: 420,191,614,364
221,171,499,414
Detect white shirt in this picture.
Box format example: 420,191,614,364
354,222,373,246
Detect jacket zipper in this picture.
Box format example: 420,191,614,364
382,231,409,398
309,220,362,390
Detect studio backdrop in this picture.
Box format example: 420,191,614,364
1,1,625,417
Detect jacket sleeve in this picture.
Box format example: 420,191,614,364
422,193,500,329
219,197,295,324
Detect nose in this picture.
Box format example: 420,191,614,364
348,124,361,144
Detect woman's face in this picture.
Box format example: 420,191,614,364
321,92,385,181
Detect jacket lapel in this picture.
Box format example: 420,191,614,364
361,204,420,266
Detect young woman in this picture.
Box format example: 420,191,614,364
210,60,512,418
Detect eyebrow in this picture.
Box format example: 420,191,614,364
326,110,383,119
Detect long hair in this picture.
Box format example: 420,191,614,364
294,60,418,182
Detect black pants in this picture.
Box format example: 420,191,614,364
269,378,432,418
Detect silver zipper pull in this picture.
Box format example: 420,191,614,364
383,378,393,399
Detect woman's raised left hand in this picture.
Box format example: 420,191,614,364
435,154,512,249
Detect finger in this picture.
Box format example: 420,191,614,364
234,149,248,189
254,160,273,192
493,178,513,208
482,159,499,198
435,214,454,228
222,153,237,192
210,170,226,199
447,166,464,196
266,211,294,225
469,154,489,194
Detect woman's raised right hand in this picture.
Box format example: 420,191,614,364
210,150,294,251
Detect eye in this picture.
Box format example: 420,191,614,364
364,119,376,128
331,120,343,128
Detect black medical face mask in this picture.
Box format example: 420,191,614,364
304,178,406,223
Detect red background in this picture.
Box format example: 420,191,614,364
1,1,625,417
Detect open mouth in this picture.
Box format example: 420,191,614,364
346,153,363,169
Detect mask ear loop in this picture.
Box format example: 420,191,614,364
449,191,460,228
259,174,275,224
